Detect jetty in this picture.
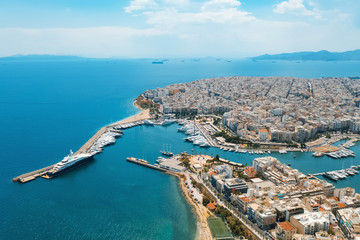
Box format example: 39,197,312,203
12,164,55,183
12,109,151,183
308,165,360,182
126,157,167,172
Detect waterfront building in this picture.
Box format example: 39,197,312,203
258,128,268,141
144,76,360,144
158,157,186,172
255,207,277,230
244,166,257,178
223,178,248,196
275,221,297,240
314,231,332,240
214,164,233,178
290,211,333,235
211,174,226,193
274,198,305,221
253,156,278,173
335,207,360,239
253,180,275,193
230,194,255,214
248,203,260,222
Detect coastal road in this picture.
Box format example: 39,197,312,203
191,173,270,240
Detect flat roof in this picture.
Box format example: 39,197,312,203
278,221,295,231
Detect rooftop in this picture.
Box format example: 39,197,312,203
278,221,296,231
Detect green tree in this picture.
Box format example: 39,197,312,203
202,196,210,206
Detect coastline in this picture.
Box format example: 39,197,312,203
111,101,151,126
120,101,212,239
166,172,213,240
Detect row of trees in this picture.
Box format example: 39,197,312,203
213,130,253,145
215,206,258,239
215,206,245,237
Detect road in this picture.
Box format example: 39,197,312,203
190,173,271,240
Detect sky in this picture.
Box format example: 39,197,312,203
0,0,359,58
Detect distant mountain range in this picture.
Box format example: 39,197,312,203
252,49,360,61
2,51,360,62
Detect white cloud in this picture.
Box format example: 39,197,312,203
162,0,189,6
141,0,253,30
0,27,166,57
274,0,315,16
201,0,241,11
124,0,158,13
145,8,254,28
1,0,359,58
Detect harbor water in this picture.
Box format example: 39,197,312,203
1,58,360,239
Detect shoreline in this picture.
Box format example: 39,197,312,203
166,172,213,240
111,101,151,126
12,100,151,182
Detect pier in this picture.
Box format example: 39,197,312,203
75,127,108,155
308,165,360,180
12,109,151,183
12,164,55,183
126,157,167,172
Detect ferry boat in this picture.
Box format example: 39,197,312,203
42,150,95,178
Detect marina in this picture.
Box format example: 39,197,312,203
325,148,355,158
311,165,360,181
12,110,151,183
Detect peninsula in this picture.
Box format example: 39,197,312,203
142,76,360,150
252,49,360,61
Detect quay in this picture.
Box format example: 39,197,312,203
194,121,218,147
12,164,55,183
75,127,108,155
308,165,360,182
12,109,151,183
217,158,244,167
126,157,167,172
311,165,360,176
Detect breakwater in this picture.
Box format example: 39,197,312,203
12,109,151,183
12,164,56,183
126,157,166,172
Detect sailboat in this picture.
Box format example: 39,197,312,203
161,144,174,157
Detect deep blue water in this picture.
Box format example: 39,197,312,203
1,58,360,239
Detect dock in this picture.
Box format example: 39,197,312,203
12,164,55,183
126,157,167,172
75,127,108,155
12,109,152,183
309,165,360,177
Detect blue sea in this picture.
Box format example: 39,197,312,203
1,58,360,240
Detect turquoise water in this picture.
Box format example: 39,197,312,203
1,58,360,239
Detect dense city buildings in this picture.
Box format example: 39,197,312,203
143,77,360,144
138,76,360,239
195,151,360,239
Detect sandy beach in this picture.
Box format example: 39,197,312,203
167,172,213,240
111,102,151,126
